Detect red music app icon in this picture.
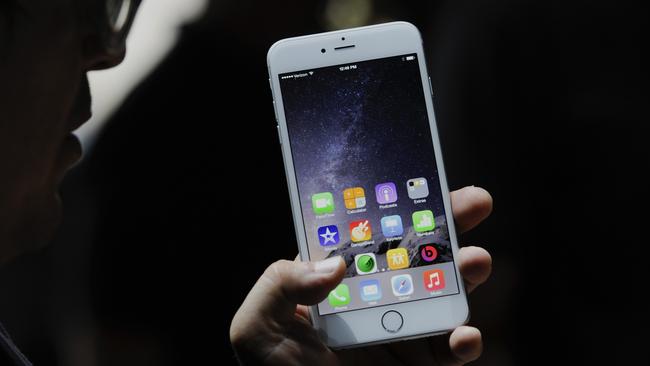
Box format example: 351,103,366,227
422,269,445,291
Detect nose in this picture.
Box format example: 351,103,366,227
82,35,127,71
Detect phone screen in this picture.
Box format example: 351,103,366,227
278,53,460,315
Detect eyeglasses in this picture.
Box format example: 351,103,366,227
100,0,142,54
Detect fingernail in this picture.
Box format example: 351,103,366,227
314,256,343,274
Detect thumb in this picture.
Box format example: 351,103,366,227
233,256,346,323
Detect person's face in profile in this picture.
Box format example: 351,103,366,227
0,0,136,263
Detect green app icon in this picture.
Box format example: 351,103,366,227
412,210,435,232
328,284,350,307
312,192,335,214
354,253,377,274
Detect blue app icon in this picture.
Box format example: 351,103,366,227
318,225,340,246
391,274,414,297
381,215,404,237
359,279,382,302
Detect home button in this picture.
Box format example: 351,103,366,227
381,310,403,333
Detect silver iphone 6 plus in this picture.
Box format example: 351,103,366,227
267,21,469,349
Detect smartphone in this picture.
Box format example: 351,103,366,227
267,21,468,349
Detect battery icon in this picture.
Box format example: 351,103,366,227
406,55,415,61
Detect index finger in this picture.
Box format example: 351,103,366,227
450,186,493,233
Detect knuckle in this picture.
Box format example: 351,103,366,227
265,259,293,281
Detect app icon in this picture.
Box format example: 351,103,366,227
343,187,366,209
419,244,438,262
375,182,398,204
312,192,334,215
318,225,340,246
355,253,377,275
407,178,429,199
359,279,382,302
349,219,372,242
328,283,351,307
423,269,445,291
386,248,409,270
412,210,435,232
381,215,403,237
391,274,414,297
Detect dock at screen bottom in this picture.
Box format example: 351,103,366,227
319,261,459,315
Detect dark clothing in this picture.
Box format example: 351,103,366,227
0,323,31,366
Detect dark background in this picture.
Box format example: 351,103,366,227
1,0,648,365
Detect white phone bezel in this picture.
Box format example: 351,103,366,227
267,21,469,349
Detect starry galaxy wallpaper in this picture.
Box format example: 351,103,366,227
279,54,460,314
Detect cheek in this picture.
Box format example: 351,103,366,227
0,12,83,189
0,4,83,251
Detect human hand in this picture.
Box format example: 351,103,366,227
230,186,493,365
